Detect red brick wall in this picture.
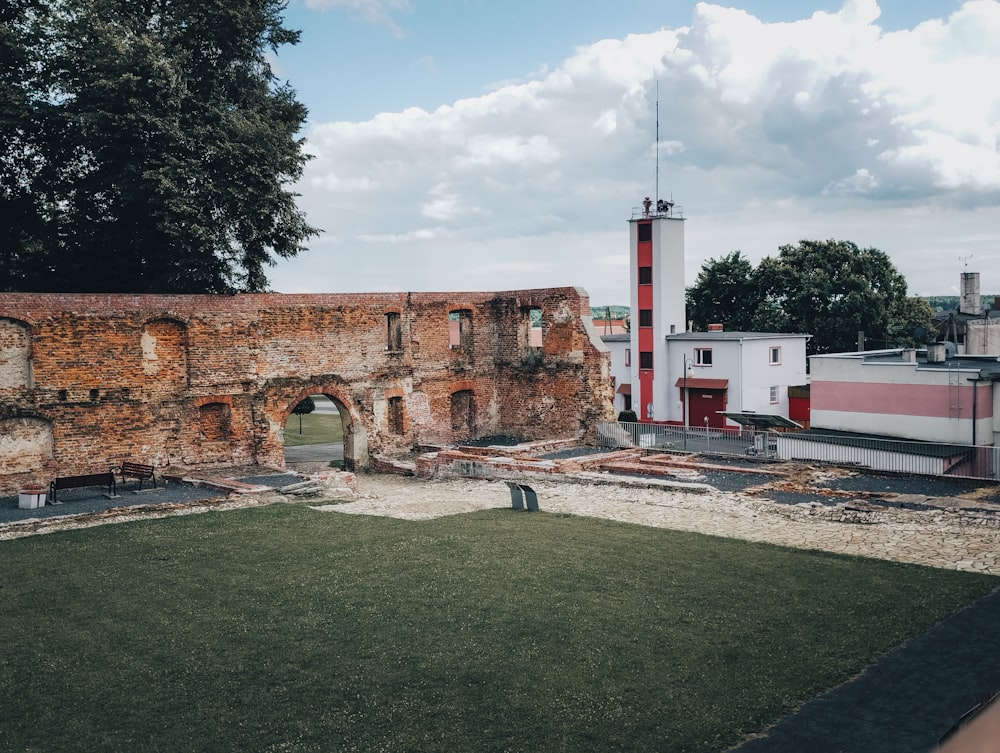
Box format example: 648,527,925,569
0,289,613,494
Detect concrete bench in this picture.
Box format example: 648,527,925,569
504,481,539,512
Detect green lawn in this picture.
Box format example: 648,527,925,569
1,505,995,752
284,409,344,446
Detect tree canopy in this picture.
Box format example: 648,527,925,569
686,240,936,355
1,0,316,293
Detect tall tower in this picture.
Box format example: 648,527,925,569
628,199,685,422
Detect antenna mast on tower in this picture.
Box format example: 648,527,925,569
655,79,660,209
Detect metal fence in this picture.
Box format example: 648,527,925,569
596,421,1000,481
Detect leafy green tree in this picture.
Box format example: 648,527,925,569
687,240,926,355
292,395,316,434
1,0,316,293
685,251,761,331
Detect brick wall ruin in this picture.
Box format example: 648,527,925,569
0,288,613,494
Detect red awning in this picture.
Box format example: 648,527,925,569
674,377,729,390
616,383,632,395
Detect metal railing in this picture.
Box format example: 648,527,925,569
596,422,1000,481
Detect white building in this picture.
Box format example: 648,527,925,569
665,331,810,429
621,198,810,428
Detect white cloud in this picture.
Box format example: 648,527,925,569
304,0,410,35
286,1,1000,302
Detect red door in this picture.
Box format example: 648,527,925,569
688,390,726,429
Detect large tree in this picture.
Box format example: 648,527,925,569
684,251,761,332
687,240,936,355
0,0,316,293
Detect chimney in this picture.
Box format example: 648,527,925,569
927,342,946,363
960,272,981,315
707,323,724,332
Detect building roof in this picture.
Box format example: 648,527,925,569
666,331,810,341
811,348,1000,379
600,333,630,343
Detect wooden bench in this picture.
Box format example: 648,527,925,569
49,472,117,504
118,461,158,491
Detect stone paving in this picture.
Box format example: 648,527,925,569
313,473,1000,575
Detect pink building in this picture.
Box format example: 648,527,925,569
810,345,1000,447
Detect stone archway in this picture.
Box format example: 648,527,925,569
277,387,367,472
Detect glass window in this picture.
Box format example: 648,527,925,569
695,348,712,366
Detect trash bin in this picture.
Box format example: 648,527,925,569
18,487,46,509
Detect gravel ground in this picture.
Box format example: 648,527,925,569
812,472,988,497
0,481,227,525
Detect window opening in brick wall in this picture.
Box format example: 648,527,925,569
0,318,32,390
449,309,473,350
388,396,404,434
639,351,653,369
695,348,713,366
141,318,188,385
198,402,230,441
520,306,543,360
450,390,475,442
386,312,402,352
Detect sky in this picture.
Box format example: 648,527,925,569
266,0,1000,306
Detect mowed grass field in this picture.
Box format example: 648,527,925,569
1,504,995,753
284,407,344,446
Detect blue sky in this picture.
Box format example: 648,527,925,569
266,0,999,305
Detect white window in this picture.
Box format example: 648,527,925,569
624,348,631,367
769,386,779,404
694,348,712,366
769,346,781,365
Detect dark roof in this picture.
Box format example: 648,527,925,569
815,349,1000,379
666,331,810,341
786,429,974,459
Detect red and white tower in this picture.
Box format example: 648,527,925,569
628,199,685,422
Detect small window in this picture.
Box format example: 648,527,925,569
769,386,779,404
639,309,653,327
624,348,631,367
637,223,652,242
386,312,402,351
638,266,652,285
520,306,542,352
639,351,653,370
449,309,473,351
769,346,781,365
388,396,404,434
695,348,712,366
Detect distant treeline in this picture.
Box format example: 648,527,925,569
594,299,1000,318
923,296,1000,312
591,305,630,320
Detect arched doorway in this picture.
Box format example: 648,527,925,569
283,394,347,471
